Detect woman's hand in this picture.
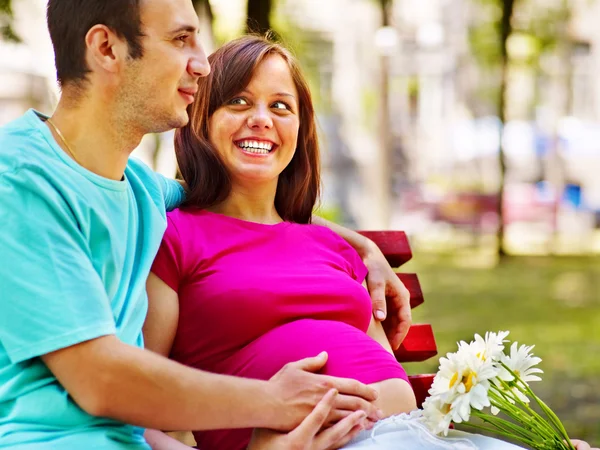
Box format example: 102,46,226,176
571,439,599,450
248,389,367,450
361,239,412,350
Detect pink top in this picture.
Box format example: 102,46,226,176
151,209,408,450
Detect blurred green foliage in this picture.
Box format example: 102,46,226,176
0,0,20,42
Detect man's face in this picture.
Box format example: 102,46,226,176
117,0,210,134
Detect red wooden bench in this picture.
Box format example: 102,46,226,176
359,231,437,408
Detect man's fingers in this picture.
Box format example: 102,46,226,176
319,374,378,402
286,351,328,373
367,275,387,321
333,393,382,422
316,410,367,450
289,388,337,440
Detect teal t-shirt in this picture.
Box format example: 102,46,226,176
0,110,185,449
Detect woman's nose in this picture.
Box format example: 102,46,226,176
247,106,273,129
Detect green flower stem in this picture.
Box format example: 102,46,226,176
493,378,561,436
490,383,557,437
498,363,575,450
472,409,545,443
488,388,554,437
469,411,571,450
460,419,538,448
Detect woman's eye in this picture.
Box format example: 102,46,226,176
272,101,291,111
229,97,248,106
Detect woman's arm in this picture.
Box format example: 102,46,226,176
142,273,192,447
144,272,180,357
312,215,412,350
144,429,193,449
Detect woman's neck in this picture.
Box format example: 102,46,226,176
209,180,282,224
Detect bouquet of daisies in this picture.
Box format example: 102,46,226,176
422,331,575,450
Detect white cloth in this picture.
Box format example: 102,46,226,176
343,412,525,450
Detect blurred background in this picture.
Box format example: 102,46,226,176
1,0,599,444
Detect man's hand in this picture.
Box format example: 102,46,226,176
248,389,367,450
362,239,412,350
266,352,381,431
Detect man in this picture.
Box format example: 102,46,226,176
0,0,411,449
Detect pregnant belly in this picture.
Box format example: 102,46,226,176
195,319,410,450
213,318,407,385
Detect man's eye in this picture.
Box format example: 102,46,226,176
229,97,248,106
272,101,291,111
175,35,189,44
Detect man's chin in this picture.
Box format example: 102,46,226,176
171,111,190,129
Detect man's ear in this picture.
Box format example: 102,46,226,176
84,24,130,75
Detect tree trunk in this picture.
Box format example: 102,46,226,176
246,0,273,35
496,0,516,259
377,0,394,227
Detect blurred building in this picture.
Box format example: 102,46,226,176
0,0,57,123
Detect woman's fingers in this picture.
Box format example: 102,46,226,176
289,389,338,440
316,409,367,450
571,440,599,450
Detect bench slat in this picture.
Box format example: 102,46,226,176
358,231,412,267
397,273,424,309
408,374,435,408
394,323,438,362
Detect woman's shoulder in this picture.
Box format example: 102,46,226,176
293,222,354,249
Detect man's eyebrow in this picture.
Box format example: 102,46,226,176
168,24,198,35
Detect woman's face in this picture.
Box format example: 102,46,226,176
208,54,300,186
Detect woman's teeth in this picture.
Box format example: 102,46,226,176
238,140,273,154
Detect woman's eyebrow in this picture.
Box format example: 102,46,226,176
274,92,296,99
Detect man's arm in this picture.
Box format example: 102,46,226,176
312,215,412,349
42,337,380,432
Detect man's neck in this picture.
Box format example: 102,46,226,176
47,97,145,181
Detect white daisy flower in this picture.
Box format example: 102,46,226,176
474,331,510,362
429,346,499,423
501,342,543,384
422,395,454,436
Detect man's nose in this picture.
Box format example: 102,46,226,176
189,43,210,78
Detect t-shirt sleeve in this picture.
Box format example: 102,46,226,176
155,174,186,212
0,169,116,364
151,215,183,292
317,225,369,283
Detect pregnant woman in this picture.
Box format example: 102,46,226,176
144,35,414,450
142,35,573,450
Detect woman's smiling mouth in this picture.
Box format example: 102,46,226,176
235,139,277,156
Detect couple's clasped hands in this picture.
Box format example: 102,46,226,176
248,352,380,450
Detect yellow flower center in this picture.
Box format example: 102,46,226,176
449,370,476,392
464,372,475,392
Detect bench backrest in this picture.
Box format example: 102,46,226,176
358,231,436,408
